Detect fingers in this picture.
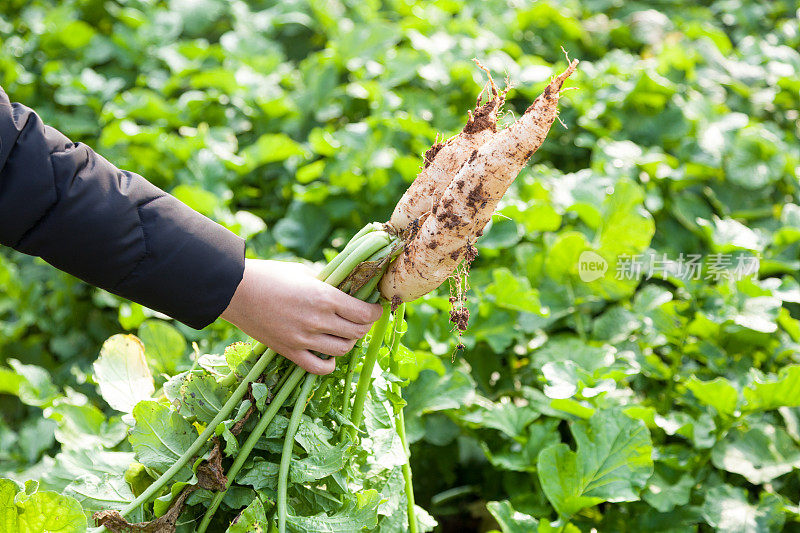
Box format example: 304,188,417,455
316,315,372,340
284,350,336,375
309,334,358,358
324,287,383,324
279,334,358,375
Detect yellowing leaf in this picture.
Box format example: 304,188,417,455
93,335,154,413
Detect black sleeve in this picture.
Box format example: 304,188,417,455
0,87,245,329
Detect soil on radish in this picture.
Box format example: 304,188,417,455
423,141,445,168
462,97,502,134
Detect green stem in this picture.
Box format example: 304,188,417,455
278,373,318,533
348,304,391,439
317,223,382,280
96,225,398,533
387,304,417,533
340,346,359,420
198,232,398,531
387,304,405,367
326,232,391,287
92,343,275,531
196,365,306,533
566,281,586,341
353,261,390,300
397,409,417,532
220,341,271,387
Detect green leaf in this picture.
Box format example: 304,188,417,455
217,423,239,456
57,20,95,50
532,337,614,372
711,424,800,484
537,443,604,518
544,231,588,283
128,401,197,480
537,409,653,518
286,489,382,533
541,361,583,400
171,184,221,216
291,442,352,483
118,302,146,330
481,420,560,473
5,360,59,407
591,306,640,343
43,449,135,496
702,485,785,532
197,353,230,379
642,467,694,513
743,366,800,412
236,458,279,491
0,477,87,532
92,334,154,413
686,376,739,416
486,500,539,532
724,125,784,190
273,203,332,256
472,402,541,440
478,218,523,250
137,320,187,375
297,160,326,184
124,463,154,498
226,497,268,533
404,370,474,417
597,180,655,256
238,133,306,173
65,473,135,515
484,268,543,314
0,367,23,397
501,200,562,233
46,393,128,450
164,371,230,424
224,342,255,380
732,296,780,333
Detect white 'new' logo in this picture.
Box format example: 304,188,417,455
578,251,608,282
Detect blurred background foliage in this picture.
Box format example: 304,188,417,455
1,0,800,531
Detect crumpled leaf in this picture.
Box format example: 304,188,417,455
164,371,230,424
290,441,352,483
286,489,383,533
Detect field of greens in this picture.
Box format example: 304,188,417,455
2,0,800,531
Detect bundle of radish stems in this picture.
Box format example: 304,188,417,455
91,55,578,533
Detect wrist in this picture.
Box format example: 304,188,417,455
221,259,251,325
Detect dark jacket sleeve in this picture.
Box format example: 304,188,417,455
0,87,245,329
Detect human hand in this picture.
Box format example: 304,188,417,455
220,259,384,374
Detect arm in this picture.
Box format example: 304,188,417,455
0,87,381,374
0,86,245,329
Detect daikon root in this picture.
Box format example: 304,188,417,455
389,61,505,233
381,58,579,302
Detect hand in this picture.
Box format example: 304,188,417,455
220,259,384,375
